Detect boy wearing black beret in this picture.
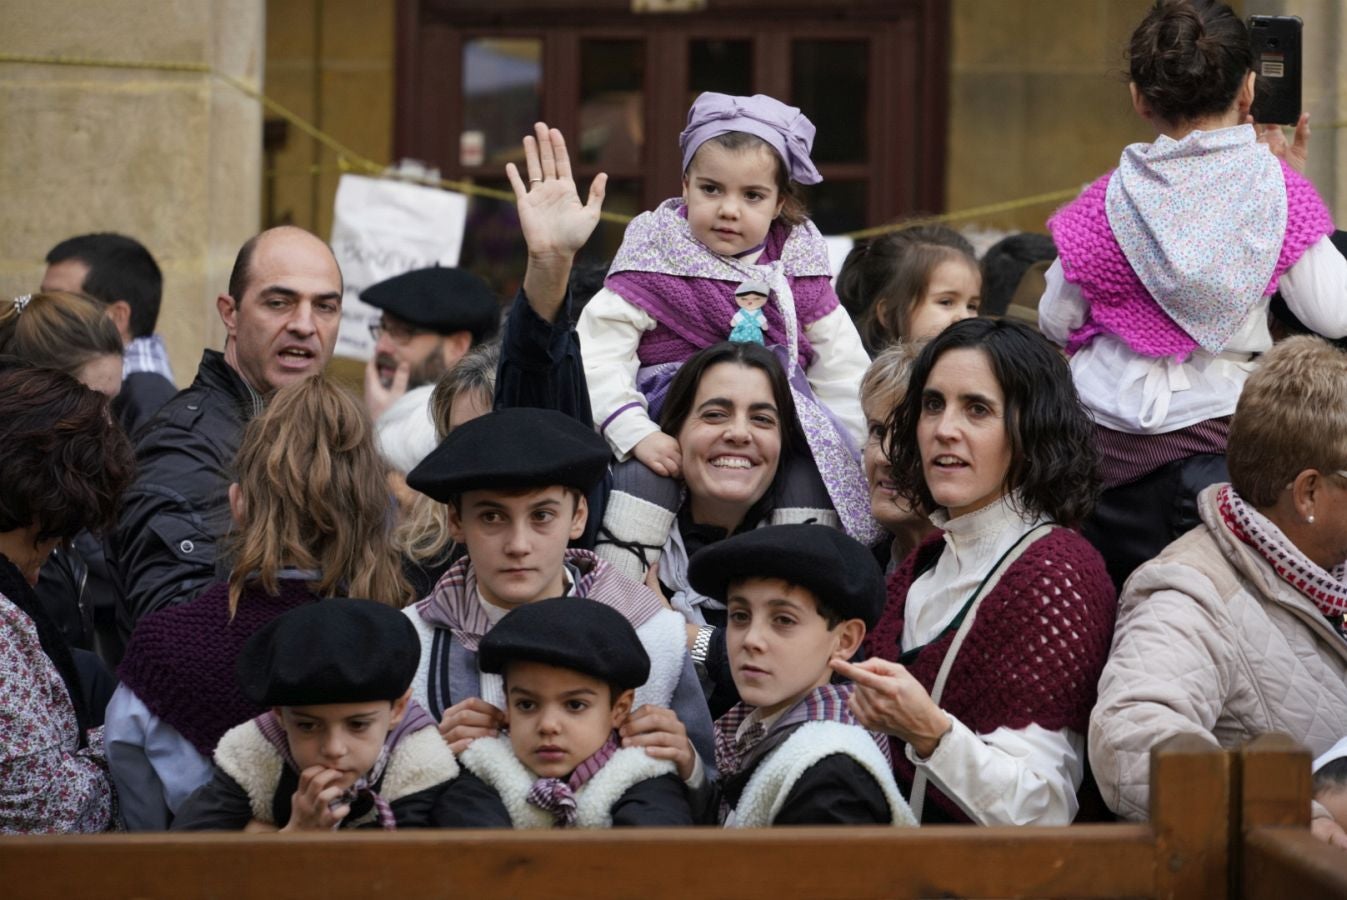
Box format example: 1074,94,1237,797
683,524,917,827
403,408,716,773
172,599,487,831
440,597,694,827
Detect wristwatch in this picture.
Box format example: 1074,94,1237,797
690,624,715,666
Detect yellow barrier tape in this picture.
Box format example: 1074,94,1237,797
4,52,1340,239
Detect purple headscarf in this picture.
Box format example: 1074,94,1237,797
679,92,822,185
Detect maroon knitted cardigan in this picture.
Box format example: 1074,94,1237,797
117,579,323,755
864,528,1117,822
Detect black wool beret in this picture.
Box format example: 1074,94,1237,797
478,596,651,692
237,598,420,707
406,407,611,501
360,267,499,341
686,524,886,628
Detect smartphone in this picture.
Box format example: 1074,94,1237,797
1248,15,1302,126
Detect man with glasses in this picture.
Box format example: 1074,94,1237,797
361,267,500,420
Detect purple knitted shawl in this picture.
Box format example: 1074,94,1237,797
1049,160,1332,360
117,579,324,755
605,199,838,370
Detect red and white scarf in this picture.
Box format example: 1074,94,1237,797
1217,484,1347,620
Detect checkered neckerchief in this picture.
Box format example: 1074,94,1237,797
713,683,891,779
525,730,621,827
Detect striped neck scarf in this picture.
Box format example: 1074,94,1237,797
713,682,890,779
525,731,621,827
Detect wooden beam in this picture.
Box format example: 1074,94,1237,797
1150,732,1233,900
0,825,1155,900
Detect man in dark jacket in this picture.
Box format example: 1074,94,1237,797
109,226,343,636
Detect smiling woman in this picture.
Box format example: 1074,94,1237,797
639,341,810,716
849,318,1117,826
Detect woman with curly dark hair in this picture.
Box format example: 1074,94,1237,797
831,318,1117,825
0,366,135,832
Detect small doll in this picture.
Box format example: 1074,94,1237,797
728,280,769,345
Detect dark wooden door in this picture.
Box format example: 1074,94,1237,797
396,0,948,292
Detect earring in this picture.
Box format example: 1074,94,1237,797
1308,515,1317,525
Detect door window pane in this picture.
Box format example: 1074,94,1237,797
792,40,868,164
802,180,867,236
579,40,645,169
688,39,753,106
458,178,525,299
462,39,542,168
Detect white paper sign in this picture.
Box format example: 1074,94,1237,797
329,174,469,361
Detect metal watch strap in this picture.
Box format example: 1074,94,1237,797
690,624,715,664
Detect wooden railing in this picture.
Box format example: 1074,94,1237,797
1239,734,1347,900
0,733,1237,900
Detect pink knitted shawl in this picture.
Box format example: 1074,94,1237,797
1049,161,1332,360
605,199,838,370
866,529,1117,823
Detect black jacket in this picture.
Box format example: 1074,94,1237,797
114,371,179,441
434,771,693,828
711,725,894,826
109,350,261,637
172,764,467,831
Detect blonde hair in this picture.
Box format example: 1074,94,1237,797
1228,336,1347,508
859,341,921,417
397,343,502,565
0,291,122,375
227,376,411,613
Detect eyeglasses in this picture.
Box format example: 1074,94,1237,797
368,318,429,344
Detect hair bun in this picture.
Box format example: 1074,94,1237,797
1128,0,1250,124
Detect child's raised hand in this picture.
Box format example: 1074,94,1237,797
506,122,608,263
620,704,696,781
281,766,350,832
633,432,682,478
438,696,506,755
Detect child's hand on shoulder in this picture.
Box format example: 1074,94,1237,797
633,432,682,478
438,697,506,755
282,766,351,832
620,704,695,781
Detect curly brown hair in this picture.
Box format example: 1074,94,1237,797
886,318,1099,527
0,366,135,541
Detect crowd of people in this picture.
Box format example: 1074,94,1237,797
4,0,1347,848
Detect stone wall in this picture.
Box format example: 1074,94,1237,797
948,0,1346,235
0,0,264,387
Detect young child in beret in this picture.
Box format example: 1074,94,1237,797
171,599,480,831
403,407,716,775
440,596,694,827
680,524,917,826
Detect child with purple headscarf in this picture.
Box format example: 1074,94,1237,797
578,92,876,588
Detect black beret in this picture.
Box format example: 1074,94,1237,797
406,407,610,501
237,598,420,707
360,267,499,341
478,596,650,691
687,524,885,628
